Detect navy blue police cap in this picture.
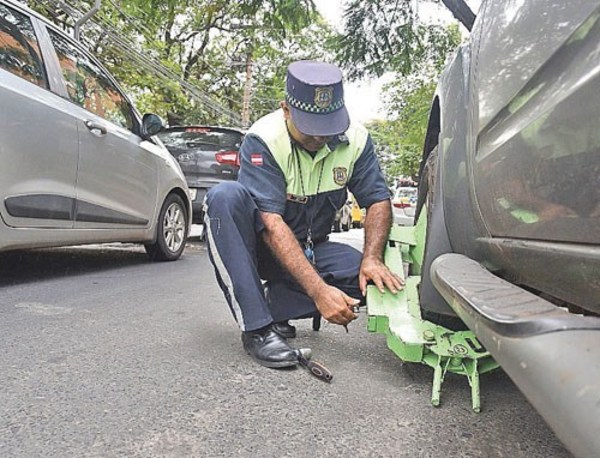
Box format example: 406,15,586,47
285,60,350,137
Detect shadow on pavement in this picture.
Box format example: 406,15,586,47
0,245,150,287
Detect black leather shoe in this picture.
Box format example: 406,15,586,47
242,327,298,368
272,321,297,339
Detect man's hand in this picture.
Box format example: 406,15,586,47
261,211,355,328
359,200,404,296
359,255,405,296
313,284,359,326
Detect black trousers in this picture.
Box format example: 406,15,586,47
205,182,362,332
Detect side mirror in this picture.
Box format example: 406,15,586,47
141,113,164,139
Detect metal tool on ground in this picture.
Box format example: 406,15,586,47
295,348,333,383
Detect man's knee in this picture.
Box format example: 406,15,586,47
206,182,251,213
317,242,362,272
344,246,363,267
206,182,263,233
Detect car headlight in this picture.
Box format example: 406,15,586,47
189,188,198,200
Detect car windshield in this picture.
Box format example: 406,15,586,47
158,128,242,151
395,188,417,199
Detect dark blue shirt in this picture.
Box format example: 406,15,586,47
238,133,389,242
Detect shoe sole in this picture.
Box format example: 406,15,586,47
245,350,298,368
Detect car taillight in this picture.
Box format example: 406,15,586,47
393,202,411,209
215,150,240,166
185,127,210,133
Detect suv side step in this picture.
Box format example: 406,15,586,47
431,253,600,458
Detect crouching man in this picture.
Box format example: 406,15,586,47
204,60,403,368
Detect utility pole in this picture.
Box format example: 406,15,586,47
241,46,254,129
74,0,101,40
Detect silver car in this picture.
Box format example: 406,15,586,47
0,0,191,260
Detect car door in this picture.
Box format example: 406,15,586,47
473,0,600,244
47,29,159,229
0,3,78,229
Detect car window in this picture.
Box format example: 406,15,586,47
159,129,243,151
48,30,133,130
395,188,417,199
0,4,48,88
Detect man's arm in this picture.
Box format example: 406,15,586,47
261,212,358,326
359,200,405,296
345,134,404,296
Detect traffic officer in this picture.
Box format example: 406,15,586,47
204,60,403,368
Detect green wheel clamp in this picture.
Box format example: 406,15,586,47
366,207,499,412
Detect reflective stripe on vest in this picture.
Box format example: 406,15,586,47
248,109,369,196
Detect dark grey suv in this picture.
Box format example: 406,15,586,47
158,126,244,224
411,1,600,455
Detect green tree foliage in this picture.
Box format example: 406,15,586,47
336,0,460,80
28,0,334,126
379,23,461,177
367,81,436,180
336,0,463,178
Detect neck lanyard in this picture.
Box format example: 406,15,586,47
291,141,325,265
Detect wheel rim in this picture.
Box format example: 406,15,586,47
162,202,186,253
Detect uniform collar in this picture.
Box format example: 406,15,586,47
287,124,348,164
327,133,349,150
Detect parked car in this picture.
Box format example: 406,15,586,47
332,199,352,232
157,126,244,225
392,186,417,226
415,1,600,456
0,0,191,261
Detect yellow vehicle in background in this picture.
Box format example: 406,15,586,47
350,196,365,229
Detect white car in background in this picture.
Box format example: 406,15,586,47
392,187,417,226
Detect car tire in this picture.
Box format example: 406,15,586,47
342,219,350,231
145,193,188,261
332,221,341,232
416,147,467,331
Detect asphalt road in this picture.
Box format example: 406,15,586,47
0,229,570,457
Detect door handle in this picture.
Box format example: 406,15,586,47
84,120,107,136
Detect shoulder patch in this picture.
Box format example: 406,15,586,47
250,153,263,166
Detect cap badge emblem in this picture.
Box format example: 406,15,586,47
314,86,334,109
333,167,348,186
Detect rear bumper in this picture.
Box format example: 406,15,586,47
431,253,600,458
393,212,415,226
188,181,236,223
190,188,207,223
